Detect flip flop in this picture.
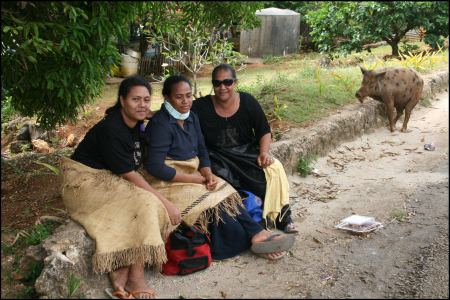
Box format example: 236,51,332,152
127,289,156,299
255,251,286,260
250,233,295,254
105,288,135,299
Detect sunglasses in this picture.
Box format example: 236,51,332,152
212,78,235,87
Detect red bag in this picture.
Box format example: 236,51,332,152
161,225,212,276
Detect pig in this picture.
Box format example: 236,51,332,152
355,66,424,132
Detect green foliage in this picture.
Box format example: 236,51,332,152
1,2,143,129
1,94,17,123
392,208,407,222
421,2,449,50
210,39,248,70
272,95,288,121
67,273,83,297
399,43,420,55
143,2,262,97
33,161,60,175
1,242,17,255
24,223,52,246
306,2,449,57
16,286,37,299
329,70,358,96
262,55,283,64
23,260,44,282
296,154,317,177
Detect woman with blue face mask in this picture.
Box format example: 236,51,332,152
144,75,217,188
144,75,295,261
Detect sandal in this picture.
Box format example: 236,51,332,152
250,233,295,254
127,289,156,299
255,251,286,260
105,288,135,299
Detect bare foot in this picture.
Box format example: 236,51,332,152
251,229,281,244
256,251,286,260
109,266,130,294
125,264,156,299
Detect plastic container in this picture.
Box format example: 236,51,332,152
335,214,383,235
126,49,141,60
121,54,139,77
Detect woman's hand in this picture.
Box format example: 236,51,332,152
257,152,274,168
204,173,218,191
163,199,182,226
199,167,218,191
190,173,207,184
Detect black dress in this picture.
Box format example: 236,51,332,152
192,92,293,231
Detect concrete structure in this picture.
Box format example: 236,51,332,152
240,7,300,58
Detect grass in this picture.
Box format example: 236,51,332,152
392,208,407,222
67,273,83,298
0,220,60,299
296,154,317,177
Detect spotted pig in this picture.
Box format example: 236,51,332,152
355,66,424,132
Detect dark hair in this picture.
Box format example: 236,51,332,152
162,75,192,97
212,63,237,80
105,75,152,115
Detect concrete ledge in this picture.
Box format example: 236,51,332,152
271,69,449,174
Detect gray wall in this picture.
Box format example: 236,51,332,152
240,14,300,58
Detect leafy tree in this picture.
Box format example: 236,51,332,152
1,2,142,129
143,1,264,97
305,1,449,57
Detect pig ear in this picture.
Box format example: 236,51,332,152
359,66,368,74
375,71,387,78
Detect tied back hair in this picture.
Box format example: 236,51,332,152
211,63,237,80
162,75,192,98
105,75,152,115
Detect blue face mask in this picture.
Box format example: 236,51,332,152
164,100,190,120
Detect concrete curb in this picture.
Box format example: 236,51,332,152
271,69,449,175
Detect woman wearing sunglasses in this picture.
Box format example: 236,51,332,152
191,63,299,234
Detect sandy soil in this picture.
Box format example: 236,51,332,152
109,91,448,299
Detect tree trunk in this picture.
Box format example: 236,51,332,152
391,42,399,57
385,39,400,57
193,73,198,99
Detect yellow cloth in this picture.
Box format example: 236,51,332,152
262,158,290,223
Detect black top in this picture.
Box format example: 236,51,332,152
71,108,144,174
191,92,271,149
144,104,211,181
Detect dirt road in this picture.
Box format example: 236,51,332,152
132,92,448,299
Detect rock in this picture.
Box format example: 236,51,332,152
16,124,31,141
3,117,30,134
29,124,51,141
31,139,54,154
35,221,97,299
18,245,46,281
65,134,77,147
